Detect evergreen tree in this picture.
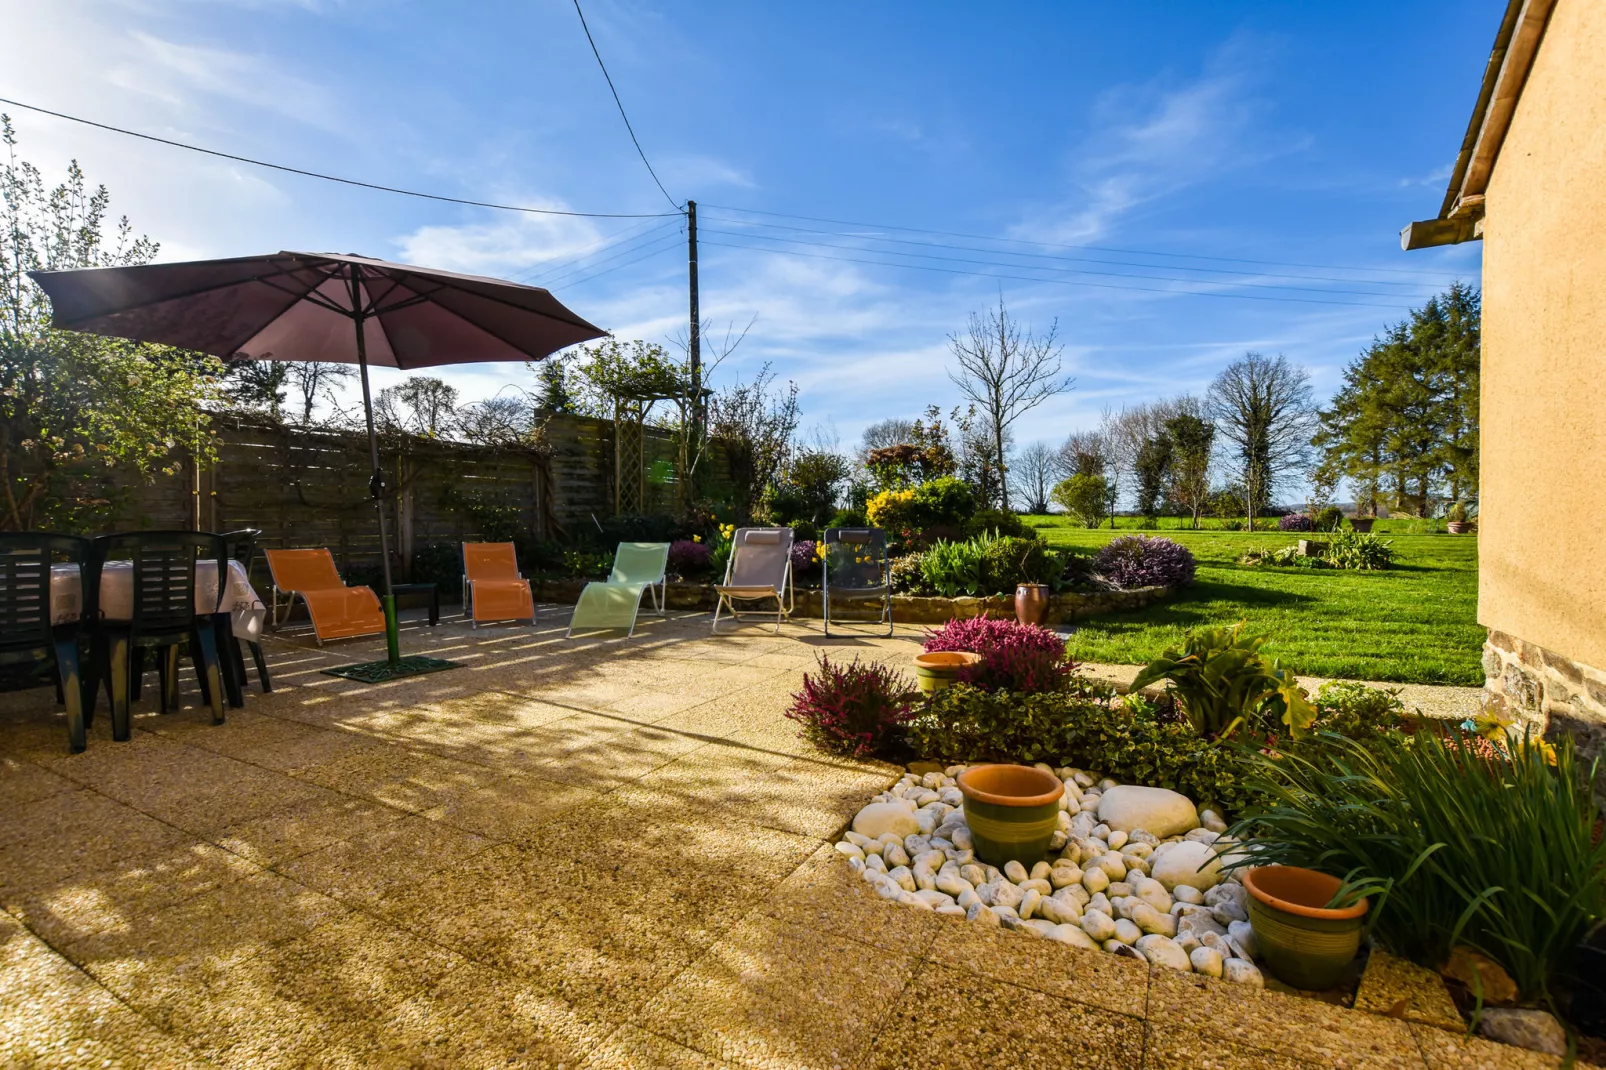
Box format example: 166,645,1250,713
534,357,575,414
1315,283,1480,515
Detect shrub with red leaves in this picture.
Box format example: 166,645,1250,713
1278,514,1314,532
667,539,713,578
786,656,919,758
1093,535,1196,589
922,615,1072,693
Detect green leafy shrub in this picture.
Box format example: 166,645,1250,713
980,535,1051,592
1312,680,1412,736
1228,728,1606,1001
919,537,986,596
907,684,1260,812
1051,474,1110,529
1324,530,1396,570
962,508,1034,540
828,507,867,530
563,549,612,578
911,476,976,528
1129,622,1315,740
1312,505,1345,531
1446,500,1469,524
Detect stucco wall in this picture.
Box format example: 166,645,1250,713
1479,0,1606,671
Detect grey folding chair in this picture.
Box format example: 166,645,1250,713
711,527,794,634
823,527,892,637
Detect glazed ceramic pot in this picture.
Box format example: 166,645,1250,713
1243,865,1369,990
1447,521,1471,535
1349,518,1375,533
1015,583,1050,626
913,651,980,694
956,764,1064,867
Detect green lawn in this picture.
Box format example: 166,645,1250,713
1025,516,1483,685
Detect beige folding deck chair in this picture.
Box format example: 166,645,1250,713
711,527,795,634
566,542,670,638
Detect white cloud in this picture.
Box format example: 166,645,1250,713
659,153,755,190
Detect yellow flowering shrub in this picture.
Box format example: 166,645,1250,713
866,489,919,534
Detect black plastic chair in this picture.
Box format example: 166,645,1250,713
0,534,92,752
221,528,271,697
822,527,893,637
87,531,228,740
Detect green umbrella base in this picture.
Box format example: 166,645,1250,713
321,656,461,683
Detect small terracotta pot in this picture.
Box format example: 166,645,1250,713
1015,583,1050,626
1243,866,1368,990
957,764,1064,866
1349,518,1374,533
913,651,980,694
1446,521,1471,535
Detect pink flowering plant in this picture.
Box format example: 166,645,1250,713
785,655,919,758
922,615,1073,693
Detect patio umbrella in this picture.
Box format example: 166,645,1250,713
30,251,606,679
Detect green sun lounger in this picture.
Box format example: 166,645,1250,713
566,542,670,637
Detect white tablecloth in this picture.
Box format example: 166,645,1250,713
49,559,267,640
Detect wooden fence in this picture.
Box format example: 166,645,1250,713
100,413,715,579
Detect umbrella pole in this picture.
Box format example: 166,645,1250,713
352,302,401,665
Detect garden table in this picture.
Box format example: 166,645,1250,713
48,559,267,640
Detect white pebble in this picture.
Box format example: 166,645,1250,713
1018,888,1042,920
1189,946,1224,978
1136,934,1192,970
888,865,916,892
1227,920,1259,958
1113,918,1142,945
1080,909,1117,942
835,841,864,860
1174,885,1204,905
1106,830,1129,850
957,888,981,910
1003,860,1029,884
1222,959,1264,986
1048,924,1098,950
1081,867,1110,894
1049,865,1082,889
966,902,1001,926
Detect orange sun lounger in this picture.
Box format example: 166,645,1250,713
462,542,535,627
263,548,386,644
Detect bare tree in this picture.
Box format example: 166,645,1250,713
708,363,801,522
1058,429,1113,479
1207,352,1317,529
457,392,532,447
947,296,1072,509
376,375,459,438
1011,440,1061,515
288,361,352,424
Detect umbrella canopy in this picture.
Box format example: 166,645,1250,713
30,250,604,367
30,251,607,675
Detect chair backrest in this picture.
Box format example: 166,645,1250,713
264,548,346,593
823,527,888,590
0,533,88,649
724,527,793,590
222,528,261,587
463,542,520,583
93,530,226,630
609,542,669,585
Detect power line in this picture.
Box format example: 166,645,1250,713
699,238,1416,309
702,215,1444,291
698,226,1435,299
703,202,1467,279
571,0,680,211
515,216,681,286
538,223,685,289
563,234,685,287
0,95,679,220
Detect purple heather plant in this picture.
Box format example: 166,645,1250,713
922,615,1072,693
785,655,918,758
1094,535,1196,590
1278,514,1315,532
789,539,820,584
667,539,713,577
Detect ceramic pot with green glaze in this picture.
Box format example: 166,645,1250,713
956,764,1064,867
1243,865,1368,990
914,651,980,694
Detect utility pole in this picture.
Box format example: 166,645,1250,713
687,200,701,434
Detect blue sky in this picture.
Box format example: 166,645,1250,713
2,0,1495,453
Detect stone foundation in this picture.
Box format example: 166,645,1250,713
1482,630,1606,791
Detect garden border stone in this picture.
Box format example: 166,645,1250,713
531,580,1178,624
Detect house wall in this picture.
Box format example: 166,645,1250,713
1478,0,1606,756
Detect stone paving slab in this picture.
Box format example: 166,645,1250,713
0,610,1568,1068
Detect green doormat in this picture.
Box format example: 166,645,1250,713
321,655,462,683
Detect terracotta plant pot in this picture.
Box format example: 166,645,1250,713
956,764,1064,867
913,651,981,694
1349,518,1374,533
1014,583,1050,626
1446,521,1471,534
1243,866,1369,990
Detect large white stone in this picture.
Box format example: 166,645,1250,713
1048,923,1098,950
1150,839,1222,892
1080,909,1118,942
1097,786,1200,837
1135,934,1192,971
1222,959,1264,986
852,803,920,839
1189,946,1225,978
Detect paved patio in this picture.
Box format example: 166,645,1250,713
0,611,1560,1068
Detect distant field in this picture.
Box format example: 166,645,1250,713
1025,515,1483,685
